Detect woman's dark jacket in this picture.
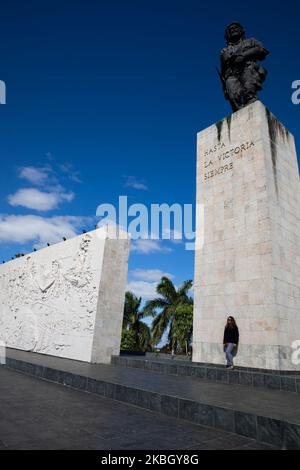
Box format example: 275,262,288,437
223,326,239,344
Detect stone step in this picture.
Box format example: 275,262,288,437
2,348,300,449
112,355,300,394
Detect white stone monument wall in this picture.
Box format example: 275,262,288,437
193,101,300,370
0,226,130,363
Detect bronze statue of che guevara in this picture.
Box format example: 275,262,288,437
219,22,269,112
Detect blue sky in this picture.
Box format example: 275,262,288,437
0,0,299,302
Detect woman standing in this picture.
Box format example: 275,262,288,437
223,316,239,369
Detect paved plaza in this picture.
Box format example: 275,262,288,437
0,368,276,450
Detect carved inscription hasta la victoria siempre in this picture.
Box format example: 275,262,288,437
203,140,255,181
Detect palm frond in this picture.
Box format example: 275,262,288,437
156,277,177,303
143,297,169,316
137,321,151,350
123,291,142,328
177,279,193,297
151,306,174,345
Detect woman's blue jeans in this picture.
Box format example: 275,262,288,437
225,343,236,366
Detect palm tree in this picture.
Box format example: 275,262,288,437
171,304,193,356
144,277,193,353
122,291,152,351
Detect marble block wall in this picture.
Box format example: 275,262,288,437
193,101,300,370
0,226,130,363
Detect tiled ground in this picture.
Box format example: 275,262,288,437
0,368,276,450
5,348,300,423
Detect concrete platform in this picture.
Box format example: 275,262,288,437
2,348,300,449
0,367,276,450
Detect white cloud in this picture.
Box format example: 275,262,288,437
162,228,183,244
127,268,176,301
0,214,88,247
18,166,50,185
126,281,158,300
131,239,172,254
130,269,174,282
124,176,148,191
60,163,82,183
59,191,75,203
7,188,75,211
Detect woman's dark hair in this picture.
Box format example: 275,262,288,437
225,316,237,328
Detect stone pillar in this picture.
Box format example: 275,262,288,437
193,101,300,370
0,226,130,364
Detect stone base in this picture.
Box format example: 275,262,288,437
193,101,300,371
193,342,296,371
